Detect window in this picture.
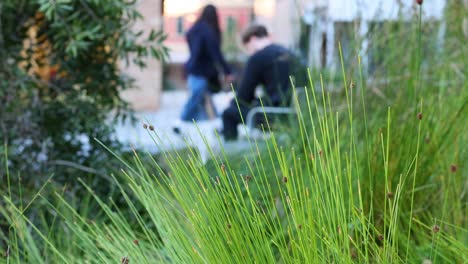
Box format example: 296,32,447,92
223,16,239,57
226,16,237,34
176,16,184,35
321,32,327,69
334,21,359,69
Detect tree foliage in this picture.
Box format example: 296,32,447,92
0,0,167,192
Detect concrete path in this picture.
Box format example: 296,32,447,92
113,90,235,161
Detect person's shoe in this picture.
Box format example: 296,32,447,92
172,119,183,135
213,127,238,141
214,128,224,136
223,135,237,142
173,126,181,135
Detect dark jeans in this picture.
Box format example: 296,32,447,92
221,100,251,141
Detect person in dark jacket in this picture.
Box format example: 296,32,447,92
176,4,232,130
221,25,292,140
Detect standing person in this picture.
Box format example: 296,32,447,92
221,25,292,141
174,4,233,133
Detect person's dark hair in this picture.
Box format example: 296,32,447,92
241,25,269,44
197,4,221,42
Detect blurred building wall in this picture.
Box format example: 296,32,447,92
253,0,301,50
119,0,450,111
164,0,253,64
302,0,446,69
120,0,164,111
163,0,253,91
162,0,304,91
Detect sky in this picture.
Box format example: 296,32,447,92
164,0,202,16
163,0,276,17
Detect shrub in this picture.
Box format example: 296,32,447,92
0,0,167,195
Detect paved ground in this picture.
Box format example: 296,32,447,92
113,90,235,161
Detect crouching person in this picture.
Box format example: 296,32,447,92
221,25,292,141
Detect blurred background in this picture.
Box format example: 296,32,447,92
124,0,447,111
1,1,466,261
0,0,464,201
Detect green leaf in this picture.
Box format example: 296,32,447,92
148,29,156,41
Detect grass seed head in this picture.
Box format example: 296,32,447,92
417,112,423,120
121,256,129,264
387,192,394,199
432,225,440,233
450,164,457,173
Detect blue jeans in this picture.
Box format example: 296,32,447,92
181,74,216,121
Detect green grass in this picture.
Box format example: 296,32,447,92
2,63,466,262
1,3,467,263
